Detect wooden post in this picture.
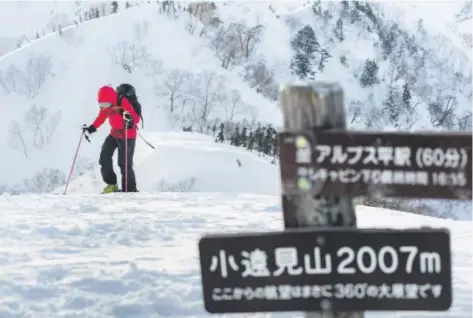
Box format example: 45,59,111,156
279,82,364,318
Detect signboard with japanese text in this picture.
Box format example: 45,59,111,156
278,130,472,200
198,228,451,313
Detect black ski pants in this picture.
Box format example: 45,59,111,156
99,134,137,192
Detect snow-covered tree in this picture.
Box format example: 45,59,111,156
360,59,379,87
290,25,319,79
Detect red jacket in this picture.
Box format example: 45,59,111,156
92,86,140,139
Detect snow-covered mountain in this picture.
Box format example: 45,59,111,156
0,3,471,317
1,1,468,57
0,1,126,56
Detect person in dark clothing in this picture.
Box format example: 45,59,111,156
82,85,140,193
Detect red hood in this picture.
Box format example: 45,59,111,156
97,85,118,104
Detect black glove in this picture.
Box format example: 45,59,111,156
123,111,134,129
82,124,96,134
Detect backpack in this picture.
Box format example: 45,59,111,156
116,83,144,128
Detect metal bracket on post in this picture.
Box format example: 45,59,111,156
279,82,364,318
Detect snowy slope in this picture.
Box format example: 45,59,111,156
57,132,279,195
221,0,471,124
0,193,470,317
380,1,472,58
1,1,466,58
0,1,125,56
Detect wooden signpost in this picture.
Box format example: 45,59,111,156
198,82,471,318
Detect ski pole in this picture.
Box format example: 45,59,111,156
138,131,155,149
64,130,90,195
124,125,128,193
123,112,131,193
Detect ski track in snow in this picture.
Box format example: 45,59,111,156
0,193,471,318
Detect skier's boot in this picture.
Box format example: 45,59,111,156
102,184,119,194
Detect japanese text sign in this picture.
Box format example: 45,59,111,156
198,227,451,313
278,130,472,199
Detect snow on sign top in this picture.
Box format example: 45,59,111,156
278,130,472,200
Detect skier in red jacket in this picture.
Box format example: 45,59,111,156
82,85,140,193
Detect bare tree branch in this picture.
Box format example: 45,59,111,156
156,69,193,113
8,120,28,158
224,89,248,121
23,54,53,98
189,71,226,131
428,95,457,129
109,41,152,74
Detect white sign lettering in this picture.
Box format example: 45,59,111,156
394,147,411,166
337,247,355,274
273,247,303,276
241,248,271,277
331,145,348,164
209,245,443,278
378,246,399,274
210,283,443,301
419,252,441,273
210,250,239,278
313,145,468,177
301,167,467,188
334,245,443,275
304,247,332,274
314,145,416,167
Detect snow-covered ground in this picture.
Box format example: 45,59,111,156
0,193,470,317
2,132,470,317
2,132,472,317
58,132,279,195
